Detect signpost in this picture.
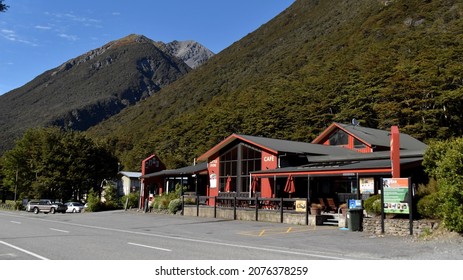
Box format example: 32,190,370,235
381,178,413,235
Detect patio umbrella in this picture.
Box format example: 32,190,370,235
251,176,258,194
284,175,295,197
225,176,231,192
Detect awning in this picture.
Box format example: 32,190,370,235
141,162,207,179
251,157,423,178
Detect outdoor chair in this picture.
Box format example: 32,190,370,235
326,198,338,213
318,198,328,212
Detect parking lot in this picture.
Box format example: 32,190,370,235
1,209,462,260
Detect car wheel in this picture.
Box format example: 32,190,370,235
33,207,39,214
50,207,56,214
72,209,76,213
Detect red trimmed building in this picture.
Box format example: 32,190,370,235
139,154,166,209
196,122,427,206
141,122,427,208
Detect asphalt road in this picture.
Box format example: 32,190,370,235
1,209,462,260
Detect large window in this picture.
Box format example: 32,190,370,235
240,144,261,193
354,138,366,149
329,129,348,146
219,146,238,192
219,143,262,193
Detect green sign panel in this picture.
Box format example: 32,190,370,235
383,178,410,214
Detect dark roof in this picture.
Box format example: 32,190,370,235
252,157,422,176
118,171,141,178
335,123,427,150
197,133,358,161
236,134,358,156
198,123,427,162
305,149,425,163
142,162,207,179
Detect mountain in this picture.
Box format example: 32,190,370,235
85,0,463,170
159,40,215,69
0,34,214,153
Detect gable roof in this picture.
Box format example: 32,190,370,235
312,122,427,150
252,157,422,177
197,133,358,161
142,162,208,179
118,171,142,178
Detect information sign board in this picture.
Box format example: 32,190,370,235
382,178,410,214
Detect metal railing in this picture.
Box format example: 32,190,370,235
181,195,310,225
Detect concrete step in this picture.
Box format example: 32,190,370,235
323,218,339,226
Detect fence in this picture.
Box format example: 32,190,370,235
182,194,310,225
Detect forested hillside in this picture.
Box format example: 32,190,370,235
87,0,463,169
0,35,194,153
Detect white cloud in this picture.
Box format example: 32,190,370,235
34,25,52,30
56,12,102,26
112,12,121,16
1,28,15,40
1,29,38,46
59,33,78,41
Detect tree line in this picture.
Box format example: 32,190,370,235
0,127,118,203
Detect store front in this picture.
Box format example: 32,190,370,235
197,123,428,207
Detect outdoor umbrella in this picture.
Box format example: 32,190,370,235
251,176,258,194
284,175,295,197
225,176,231,192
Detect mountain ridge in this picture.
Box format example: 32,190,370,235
3,0,463,172
0,34,214,153
86,0,463,169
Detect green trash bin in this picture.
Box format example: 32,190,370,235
347,208,363,231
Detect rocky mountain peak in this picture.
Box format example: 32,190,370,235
159,40,215,69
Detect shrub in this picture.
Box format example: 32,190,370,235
157,196,170,210
168,198,182,214
417,192,440,219
371,199,382,215
364,194,381,216
121,192,139,209
86,189,103,212
14,200,24,211
422,138,463,232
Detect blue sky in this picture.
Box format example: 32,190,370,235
0,0,294,95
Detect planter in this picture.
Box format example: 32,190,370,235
341,208,348,216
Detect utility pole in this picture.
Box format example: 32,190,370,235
14,169,18,202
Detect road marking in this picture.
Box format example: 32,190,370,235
0,211,346,260
0,241,49,260
49,228,69,233
0,253,15,257
239,226,314,237
128,242,171,252
10,221,21,224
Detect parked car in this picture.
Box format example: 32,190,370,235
64,202,85,213
26,199,67,214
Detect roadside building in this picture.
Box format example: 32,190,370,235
139,154,166,210
196,122,427,207
117,171,142,196
140,122,427,211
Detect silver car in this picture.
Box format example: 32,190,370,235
64,202,85,213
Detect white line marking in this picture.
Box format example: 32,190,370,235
49,228,69,233
10,221,21,224
0,253,15,257
0,241,49,260
128,242,172,252
0,211,345,259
